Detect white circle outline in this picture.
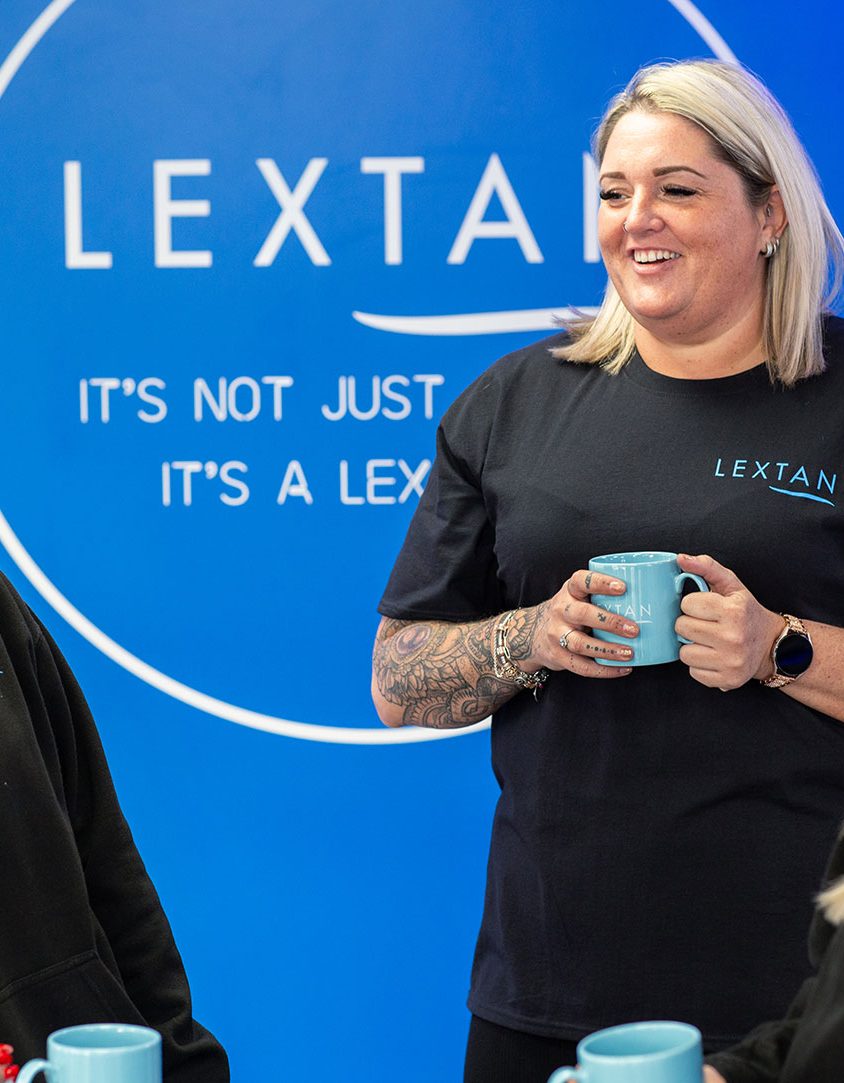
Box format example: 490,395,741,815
0,0,735,743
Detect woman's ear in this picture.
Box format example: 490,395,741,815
760,186,788,247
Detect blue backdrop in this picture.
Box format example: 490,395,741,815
0,1,840,1079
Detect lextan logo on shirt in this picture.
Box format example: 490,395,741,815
713,458,837,507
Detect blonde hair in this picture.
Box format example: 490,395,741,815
818,874,844,925
555,59,844,386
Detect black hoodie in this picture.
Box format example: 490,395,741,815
708,827,844,1083
0,573,228,1081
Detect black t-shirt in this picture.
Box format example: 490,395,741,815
379,317,844,1046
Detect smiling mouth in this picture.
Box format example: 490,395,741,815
632,249,681,264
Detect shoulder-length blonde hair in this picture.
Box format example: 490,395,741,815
554,59,844,386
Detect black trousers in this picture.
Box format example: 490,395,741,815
464,1016,581,1083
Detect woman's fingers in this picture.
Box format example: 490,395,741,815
680,590,724,620
563,572,639,636
569,570,626,600
559,627,634,663
564,598,640,638
678,640,758,690
541,570,637,678
562,650,633,678
675,614,720,646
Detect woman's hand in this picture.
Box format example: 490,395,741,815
517,569,638,678
702,1067,728,1083
675,553,783,690
371,569,639,729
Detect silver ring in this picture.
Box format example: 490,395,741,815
622,221,629,233
559,630,575,652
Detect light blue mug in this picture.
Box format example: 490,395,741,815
588,551,709,667
16,1024,161,1083
548,1020,702,1083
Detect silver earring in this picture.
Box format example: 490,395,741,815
762,236,781,258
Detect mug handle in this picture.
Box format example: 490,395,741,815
16,1060,52,1083
547,1069,588,1083
674,572,710,645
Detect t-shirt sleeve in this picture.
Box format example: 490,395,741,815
378,369,504,622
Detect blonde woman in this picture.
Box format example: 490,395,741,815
373,59,844,1082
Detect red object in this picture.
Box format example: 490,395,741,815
2,1065,17,1080
0,1048,12,1067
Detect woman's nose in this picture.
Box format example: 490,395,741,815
623,192,664,235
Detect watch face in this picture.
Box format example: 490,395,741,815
776,632,814,677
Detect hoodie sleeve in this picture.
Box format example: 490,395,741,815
0,574,229,1082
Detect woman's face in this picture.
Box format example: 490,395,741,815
598,110,770,348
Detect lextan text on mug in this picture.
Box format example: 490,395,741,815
588,551,709,667
547,1020,703,1083
16,1023,161,1083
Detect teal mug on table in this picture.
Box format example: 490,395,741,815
588,551,709,667
16,1024,161,1083
547,1020,703,1083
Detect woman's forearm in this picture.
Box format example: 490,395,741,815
371,611,542,729
372,572,639,728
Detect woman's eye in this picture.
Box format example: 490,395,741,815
598,189,626,202
663,185,696,197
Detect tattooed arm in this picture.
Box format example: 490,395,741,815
371,611,535,729
371,571,639,729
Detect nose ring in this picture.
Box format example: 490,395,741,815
622,221,629,233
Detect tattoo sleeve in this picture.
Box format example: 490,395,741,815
372,606,548,729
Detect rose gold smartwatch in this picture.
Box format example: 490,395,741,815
759,614,814,689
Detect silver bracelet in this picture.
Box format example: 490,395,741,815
493,610,549,700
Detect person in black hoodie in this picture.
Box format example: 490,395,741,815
0,572,228,1081
705,828,844,1083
